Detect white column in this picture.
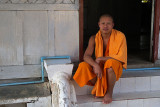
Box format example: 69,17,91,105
44,60,77,107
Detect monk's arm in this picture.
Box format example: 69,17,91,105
84,36,103,78
96,56,123,63
96,56,110,62
83,36,97,67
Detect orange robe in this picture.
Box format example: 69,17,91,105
73,29,127,97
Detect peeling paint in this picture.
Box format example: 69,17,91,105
45,64,77,107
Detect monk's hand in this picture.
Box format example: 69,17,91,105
95,57,105,64
96,57,110,64
93,64,102,79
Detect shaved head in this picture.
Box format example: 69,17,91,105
99,14,114,23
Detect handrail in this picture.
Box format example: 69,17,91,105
0,56,70,87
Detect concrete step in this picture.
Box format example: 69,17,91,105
0,103,26,107
77,90,160,107
73,70,160,95
0,82,51,105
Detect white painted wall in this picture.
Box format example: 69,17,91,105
54,11,79,62
0,0,79,79
0,11,23,65
0,1,79,65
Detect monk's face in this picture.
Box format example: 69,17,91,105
98,16,114,35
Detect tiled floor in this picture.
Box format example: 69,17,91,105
120,78,136,93
77,91,160,107
75,71,160,107
73,74,160,95
78,98,160,107
77,90,160,103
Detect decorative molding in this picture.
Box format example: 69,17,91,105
0,0,79,10
0,0,75,4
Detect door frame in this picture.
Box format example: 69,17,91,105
79,0,160,63
152,0,160,62
79,0,84,62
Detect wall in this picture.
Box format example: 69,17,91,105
0,0,79,79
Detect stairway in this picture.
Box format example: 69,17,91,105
72,69,160,107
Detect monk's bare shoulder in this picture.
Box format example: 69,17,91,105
84,35,96,57
90,35,96,41
88,35,96,45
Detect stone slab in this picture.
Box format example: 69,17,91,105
27,96,52,107
0,82,51,105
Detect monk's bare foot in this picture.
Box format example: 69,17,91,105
92,95,97,99
93,95,102,99
94,96,98,99
102,93,112,104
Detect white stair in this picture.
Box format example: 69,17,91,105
73,70,160,107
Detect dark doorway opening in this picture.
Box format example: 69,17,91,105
83,0,153,66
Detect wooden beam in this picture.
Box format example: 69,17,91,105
153,0,160,62
79,0,84,62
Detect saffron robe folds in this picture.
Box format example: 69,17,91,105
73,29,127,97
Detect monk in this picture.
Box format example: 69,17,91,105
73,14,127,104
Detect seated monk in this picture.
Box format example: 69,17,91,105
73,14,127,104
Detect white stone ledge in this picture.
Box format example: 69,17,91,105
0,97,38,105
0,65,48,79
0,4,79,10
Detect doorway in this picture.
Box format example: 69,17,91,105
83,0,153,66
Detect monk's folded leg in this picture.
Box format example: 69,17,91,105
104,59,123,81
102,59,123,104
103,67,116,104
73,62,96,87
106,68,116,93
103,59,122,96
91,59,123,97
